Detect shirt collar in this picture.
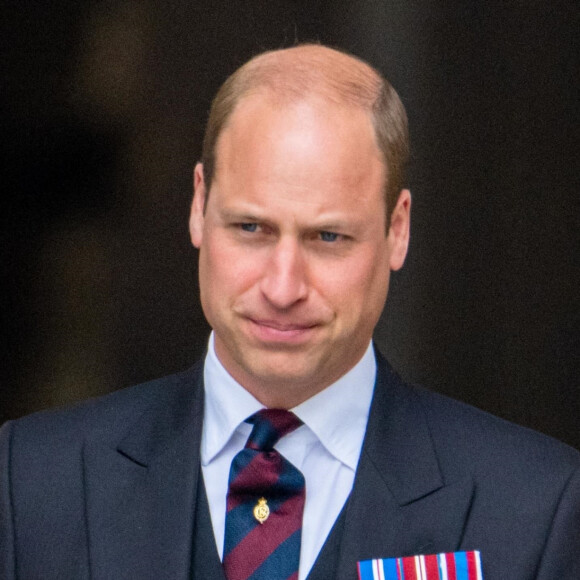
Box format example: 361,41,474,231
201,333,263,466
201,332,376,470
292,342,375,470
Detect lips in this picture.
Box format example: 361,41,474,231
251,319,317,331
245,317,320,344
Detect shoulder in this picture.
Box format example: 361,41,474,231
407,380,580,573
0,361,204,459
415,383,580,478
376,352,580,489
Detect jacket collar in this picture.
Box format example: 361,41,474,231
83,361,209,580
331,352,474,579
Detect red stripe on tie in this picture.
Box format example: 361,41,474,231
285,573,299,580
223,493,303,579
227,452,284,510
424,554,439,579
466,552,477,579
445,553,457,580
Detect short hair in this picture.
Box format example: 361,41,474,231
201,44,409,226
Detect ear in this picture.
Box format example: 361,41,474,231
387,189,411,271
189,163,206,248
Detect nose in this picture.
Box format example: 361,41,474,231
259,238,308,309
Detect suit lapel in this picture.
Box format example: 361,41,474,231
334,354,474,579
84,363,209,580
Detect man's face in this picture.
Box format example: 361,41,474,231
190,95,410,407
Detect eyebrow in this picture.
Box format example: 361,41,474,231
219,209,265,223
218,206,362,234
314,220,354,232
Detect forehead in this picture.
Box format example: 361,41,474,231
210,94,386,227
215,93,383,187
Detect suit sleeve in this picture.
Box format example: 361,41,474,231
535,464,580,579
0,421,16,580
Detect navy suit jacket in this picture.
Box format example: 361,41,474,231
1,352,579,579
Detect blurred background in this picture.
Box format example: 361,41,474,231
2,1,578,448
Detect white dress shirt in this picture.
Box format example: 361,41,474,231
200,333,376,580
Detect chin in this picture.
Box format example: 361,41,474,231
238,347,313,377
248,360,315,385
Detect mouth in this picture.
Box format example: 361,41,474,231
246,318,319,344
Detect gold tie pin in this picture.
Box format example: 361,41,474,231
253,497,270,524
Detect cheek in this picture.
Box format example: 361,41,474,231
202,241,262,293
325,253,389,315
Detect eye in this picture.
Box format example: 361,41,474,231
240,223,258,233
319,231,339,242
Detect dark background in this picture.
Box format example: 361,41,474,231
2,1,578,449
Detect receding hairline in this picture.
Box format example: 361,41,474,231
203,44,387,188
201,43,409,226
226,44,383,110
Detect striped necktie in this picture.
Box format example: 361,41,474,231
223,409,305,580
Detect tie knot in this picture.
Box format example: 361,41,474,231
245,409,303,451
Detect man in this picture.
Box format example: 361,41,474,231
1,44,579,580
